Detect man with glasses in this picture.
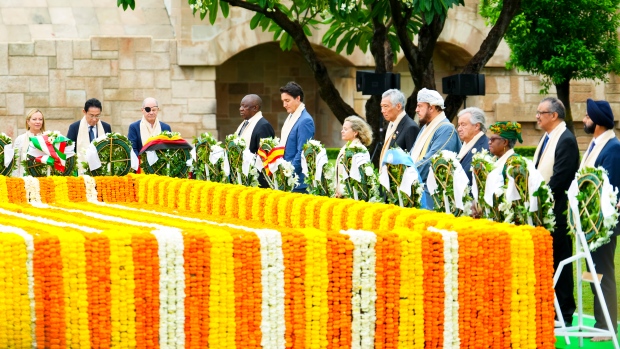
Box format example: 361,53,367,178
128,97,172,156
67,98,112,156
532,97,579,328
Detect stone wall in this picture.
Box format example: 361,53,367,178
0,37,217,141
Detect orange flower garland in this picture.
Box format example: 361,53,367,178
373,230,401,349
183,229,211,349
421,229,444,349
325,231,353,349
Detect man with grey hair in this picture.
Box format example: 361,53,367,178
378,89,419,165
127,97,172,156
456,107,489,183
409,88,461,207
533,96,579,328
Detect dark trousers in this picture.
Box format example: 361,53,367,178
553,224,576,325
588,235,618,334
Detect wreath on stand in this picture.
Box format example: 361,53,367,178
80,133,134,176
340,142,381,202
24,131,76,177
568,166,619,251
139,131,192,178
226,134,259,187
0,133,16,176
193,132,229,183
302,139,334,197
258,137,299,191
380,147,424,208
471,149,497,219
429,150,472,216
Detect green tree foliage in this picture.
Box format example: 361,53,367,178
482,0,620,132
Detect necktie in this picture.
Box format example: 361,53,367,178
238,120,249,136
586,141,596,156
535,134,549,167
89,126,95,142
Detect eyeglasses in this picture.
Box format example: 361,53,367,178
144,106,159,113
536,111,553,116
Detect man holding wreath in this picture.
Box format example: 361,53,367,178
580,98,620,341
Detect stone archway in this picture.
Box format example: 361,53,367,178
215,42,358,147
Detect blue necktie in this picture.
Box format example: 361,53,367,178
535,134,549,167
586,141,596,156
89,126,95,142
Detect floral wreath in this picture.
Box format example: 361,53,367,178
471,148,497,219
429,150,473,216
302,139,335,197
80,133,134,176
341,142,381,202
193,132,229,183
382,147,424,208
568,166,619,251
0,133,16,176
225,134,259,187
259,137,298,191
139,131,192,178
24,130,76,177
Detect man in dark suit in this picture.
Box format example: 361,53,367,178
456,107,489,183
279,82,315,193
67,98,112,156
127,97,171,155
236,94,275,187
533,97,579,328
378,89,419,165
580,98,619,341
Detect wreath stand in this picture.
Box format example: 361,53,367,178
553,224,619,348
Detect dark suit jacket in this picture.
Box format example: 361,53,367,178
283,109,315,191
248,117,275,188
127,120,172,155
66,120,112,144
248,117,275,154
545,129,580,227
594,137,620,237
459,134,489,183
386,114,419,153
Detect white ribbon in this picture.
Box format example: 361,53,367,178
86,143,102,170
209,145,225,165
379,165,390,190
349,152,371,182
315,148,328,181
484,167,504,206
506,174,521,202
146,151,159,166
567,179,582,233
130,150,138,171
426,167,438,195
242,148,254,176
190,147,196,162
3,144,14,167
527,161,544,212
400,166,419,196
301,155,308,176
602,175,616,218
452,163,469,210
269,157,285,174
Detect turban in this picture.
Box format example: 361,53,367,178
586,98,615,129
489,121,523,143
417,88,445,109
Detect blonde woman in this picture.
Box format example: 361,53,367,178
335,115,373,197
12,109,46,177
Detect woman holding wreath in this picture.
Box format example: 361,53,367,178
12,109,46,177
335,115,373,198
488,121,523,175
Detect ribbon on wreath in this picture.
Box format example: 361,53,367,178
257,146,285,175
27,134,75,172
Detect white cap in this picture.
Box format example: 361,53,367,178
417,88,444,109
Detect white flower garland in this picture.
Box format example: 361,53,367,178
342,229,377,349
429,227,460,349
0,225,37,349
22,176,42,204
255,229,286,349
151,228,186,349
82,175,99,203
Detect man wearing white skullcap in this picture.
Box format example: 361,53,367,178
409,88,461,208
